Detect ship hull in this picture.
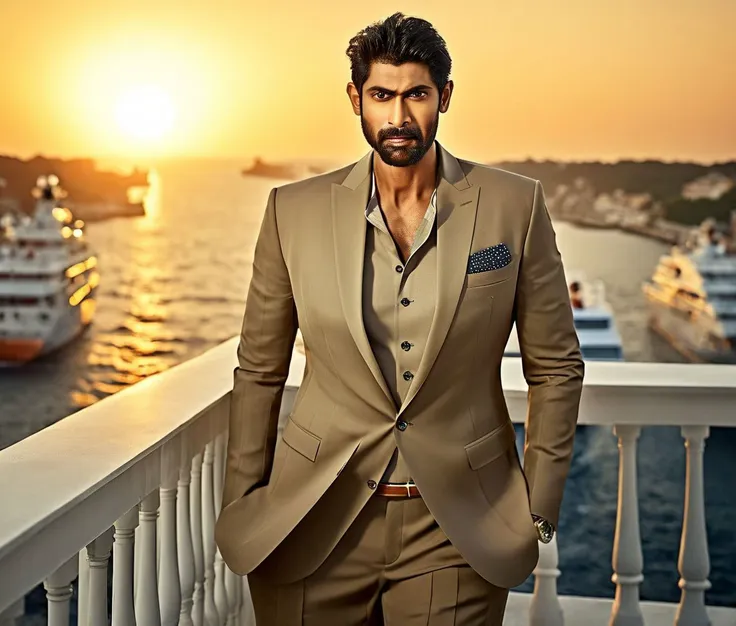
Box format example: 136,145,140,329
644,291,736,363
0,296,96,367
0,338,44,363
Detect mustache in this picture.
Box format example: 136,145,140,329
380,129,420,140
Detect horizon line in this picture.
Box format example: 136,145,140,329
2,150,736,169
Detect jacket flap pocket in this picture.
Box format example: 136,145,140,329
464,421,516,470
282,416,321,462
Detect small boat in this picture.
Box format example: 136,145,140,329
504,271,625,361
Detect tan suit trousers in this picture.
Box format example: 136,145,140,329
247,494,509,625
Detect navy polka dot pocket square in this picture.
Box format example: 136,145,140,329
467,243,512,274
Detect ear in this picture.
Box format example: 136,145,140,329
346,82,361,116
439,80,454,114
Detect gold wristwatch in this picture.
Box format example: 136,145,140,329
531,514,555,543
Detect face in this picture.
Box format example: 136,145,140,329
347,61,453,167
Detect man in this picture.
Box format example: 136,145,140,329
215,12,584,624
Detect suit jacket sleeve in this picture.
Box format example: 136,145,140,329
221,186,298,510
514,180,584,529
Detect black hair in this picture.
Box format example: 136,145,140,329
345,12,452,96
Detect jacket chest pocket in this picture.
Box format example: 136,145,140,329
465,261,516,289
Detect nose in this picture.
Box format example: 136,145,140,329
388,96,411,128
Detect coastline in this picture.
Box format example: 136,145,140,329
0,154,149,223
554,213,688,245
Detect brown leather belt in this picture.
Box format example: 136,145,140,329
375,482,421,498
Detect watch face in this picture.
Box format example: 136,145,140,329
537,520,553,543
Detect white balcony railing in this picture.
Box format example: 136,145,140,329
1,337,735,626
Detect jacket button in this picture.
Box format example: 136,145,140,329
400,297,411,306
367,479,377,489
403,370,413,381
396,420,408,431
395,264,403,273
401,341,411,351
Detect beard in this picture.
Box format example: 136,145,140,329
360,101,440,167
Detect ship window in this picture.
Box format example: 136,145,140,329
575,319,609,330
0,296,40,305
583,346,623,360
676,289,700,300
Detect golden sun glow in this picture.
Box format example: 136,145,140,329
114,85,176,143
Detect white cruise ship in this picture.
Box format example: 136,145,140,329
504,272,625,361
0,175,99,366
642,219,736,363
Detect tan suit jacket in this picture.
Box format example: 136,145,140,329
215,142,584,590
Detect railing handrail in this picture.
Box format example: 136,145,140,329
1,335,735,612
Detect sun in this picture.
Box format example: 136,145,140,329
115,84,176,142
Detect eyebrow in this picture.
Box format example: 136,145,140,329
365,84,434,95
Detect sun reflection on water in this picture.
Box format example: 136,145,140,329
70,190,185,408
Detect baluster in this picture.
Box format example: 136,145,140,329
203,440,222,625
191,451,206,626
225,569,241,626
134,525,140,606
77,547,90,626
179,464,196,626
136,491,162,626
87,527,115,625
213,432,229,623
609,425,644,626
675,425,712,626
160,477,181,625
213,431,225,521
217,427,242,626
44,556,77,626
529,535,563,626
112,507,138,626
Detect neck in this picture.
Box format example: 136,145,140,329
372,142,437,209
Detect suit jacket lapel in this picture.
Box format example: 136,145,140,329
398,143,480,416
331,153,397,413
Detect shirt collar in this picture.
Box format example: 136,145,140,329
365,155,438,217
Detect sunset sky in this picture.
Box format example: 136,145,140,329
1,0,734,166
